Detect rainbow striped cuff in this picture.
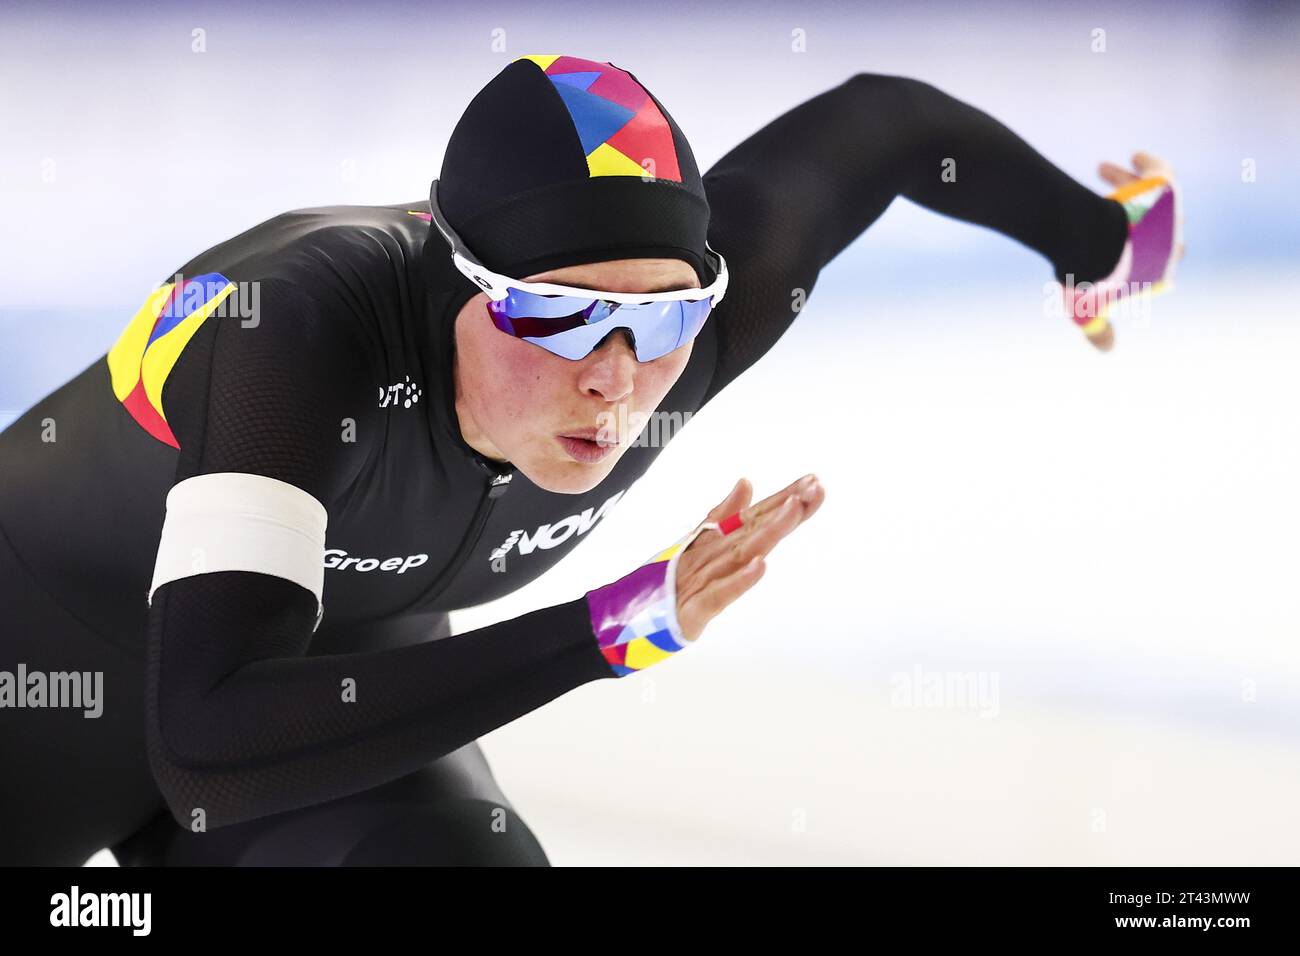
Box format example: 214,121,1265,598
1063,176,1180,335
585,521,718,677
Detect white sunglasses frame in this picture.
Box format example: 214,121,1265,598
427,179,730,306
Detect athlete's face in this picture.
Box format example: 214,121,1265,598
453,257,699,495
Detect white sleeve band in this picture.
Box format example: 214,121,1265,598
148,472,329,631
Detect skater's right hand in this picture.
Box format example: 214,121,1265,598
674,473,825,644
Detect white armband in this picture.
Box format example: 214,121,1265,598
148,472,329,631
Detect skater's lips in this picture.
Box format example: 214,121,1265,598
559,427,618,446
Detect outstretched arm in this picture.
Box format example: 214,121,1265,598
699,72,1130,403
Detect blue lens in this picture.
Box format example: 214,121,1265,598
490,289,714,362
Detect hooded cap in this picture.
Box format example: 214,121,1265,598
435,53,712,285
418,54,712,466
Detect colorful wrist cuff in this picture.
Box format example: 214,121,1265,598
585,520,721,677
1063,175,1181,334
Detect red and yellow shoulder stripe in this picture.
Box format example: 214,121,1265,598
107,273,235,448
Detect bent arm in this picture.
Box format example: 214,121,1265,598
146,571,608,828
142,278,613,828
700,73,1128,403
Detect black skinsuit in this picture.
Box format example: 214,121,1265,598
0,74,1127,865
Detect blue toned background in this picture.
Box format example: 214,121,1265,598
3,0,1298,865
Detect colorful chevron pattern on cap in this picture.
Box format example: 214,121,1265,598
585,523,712,676
514,54,682,182
107,273,235,448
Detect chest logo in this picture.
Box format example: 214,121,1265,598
379,375,424,409
324,549,429,574
488,489,626,570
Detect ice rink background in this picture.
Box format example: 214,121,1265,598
2,0,1297,864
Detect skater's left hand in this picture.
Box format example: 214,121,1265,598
1098,151,1185,267
1078,151,1185,352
